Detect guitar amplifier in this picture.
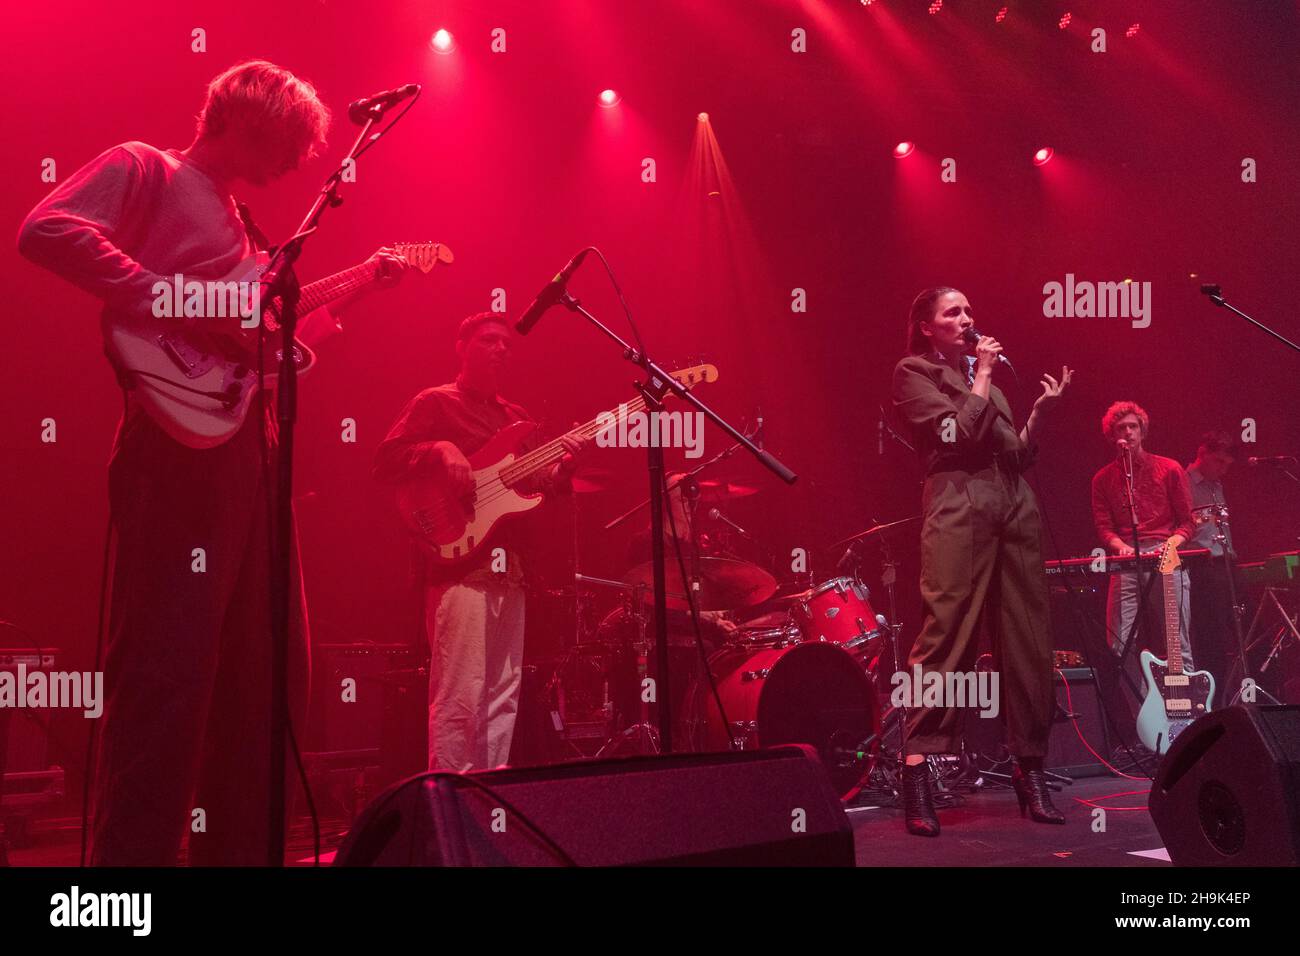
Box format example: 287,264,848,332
1048,667,1111,778
966,666,1112,778
306,643,426,790
0,650,58,774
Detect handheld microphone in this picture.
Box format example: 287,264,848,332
961,327,1012,365
515,249,591,335
348,84,420,124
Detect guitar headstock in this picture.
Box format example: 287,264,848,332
393,242,455,273
669,364,719,389
1156,539,1182,575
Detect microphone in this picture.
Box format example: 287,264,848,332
961,327,1012,365
708,508,753,540
348,84,420,124
515,249,591,335
1248,455,1298,466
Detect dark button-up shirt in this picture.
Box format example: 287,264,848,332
1091,451,1195,547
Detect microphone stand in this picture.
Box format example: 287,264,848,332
553,287,797,752
1112,444,1159,729
1202,285,1300,355
259,99,407,866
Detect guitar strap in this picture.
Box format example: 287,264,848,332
234,200,274,255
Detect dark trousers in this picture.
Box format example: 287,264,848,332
905,465,1054,757
90,406,309,866
1189,559,1238,708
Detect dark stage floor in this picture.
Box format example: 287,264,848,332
845,774,1167,867
4,773,1167,867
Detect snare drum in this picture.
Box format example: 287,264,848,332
790,576,884,656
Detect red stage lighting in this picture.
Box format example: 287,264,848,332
1033,147,1054,167
1126,23,1141,38
995,7,1008,23
599,89,621,108
1058,12,1072,30
860,0,874,6
698,112,710,123
430,29,456,54
928,0,943,14
894,141,916,159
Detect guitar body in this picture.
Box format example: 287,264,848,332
1136,649,1215,754
102,253,315,449
396,421,545,565
101,241,452,449
394,363,719,568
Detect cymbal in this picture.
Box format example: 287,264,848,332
622,556,777,611
695,479,758,499
829,515,920,552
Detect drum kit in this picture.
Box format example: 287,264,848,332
540,466,922,801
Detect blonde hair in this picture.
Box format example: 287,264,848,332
196,60,331,161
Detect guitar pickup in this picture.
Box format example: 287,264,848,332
1163,674,1190,687
1165,699,1192,713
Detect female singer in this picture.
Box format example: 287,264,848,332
891,287,1073,836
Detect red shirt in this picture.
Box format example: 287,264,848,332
1091,451,1195,547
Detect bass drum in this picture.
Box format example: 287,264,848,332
682,640,878,799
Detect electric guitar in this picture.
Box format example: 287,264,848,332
1135,539,1215,753
396,364,719,566
102,241,453,449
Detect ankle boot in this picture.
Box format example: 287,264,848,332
901,761,940,837
1011,764,1066,824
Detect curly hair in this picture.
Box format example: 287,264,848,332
905,286,961,355
1100,400,1150,441
196,60,331,162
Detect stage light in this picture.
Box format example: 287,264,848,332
860,0,874,5
598,89,621,108
893,141,916,159
1058,12,1072,30
928,0,943,14
430,29,456,54
698,112,710,123
1033,147,1054,166
995,6,1008,22
1126,23,1141,38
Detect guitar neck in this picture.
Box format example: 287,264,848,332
264,262,379,329
1162,573,1183,675
500,393,656,485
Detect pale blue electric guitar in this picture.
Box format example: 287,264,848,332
1135,540,1215,753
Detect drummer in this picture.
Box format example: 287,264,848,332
623,472,741,642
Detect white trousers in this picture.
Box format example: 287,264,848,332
425,579,526,772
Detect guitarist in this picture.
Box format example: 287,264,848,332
1090,401,1196,723
373,312,587,772
16,60,407,865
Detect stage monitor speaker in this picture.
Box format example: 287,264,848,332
334,745,854,866
1149,705,1300,866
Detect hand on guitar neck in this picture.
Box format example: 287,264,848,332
1108,533,1185,558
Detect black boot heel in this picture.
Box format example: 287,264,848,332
902,761,940,837
1012,765,1066,825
